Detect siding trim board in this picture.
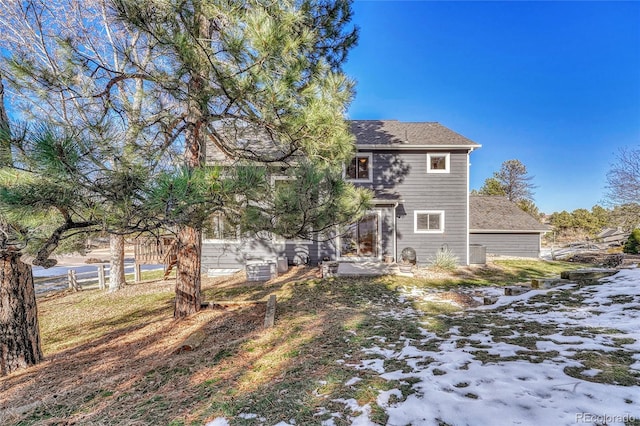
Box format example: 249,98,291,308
466,157,470,266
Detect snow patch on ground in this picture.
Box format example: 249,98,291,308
342,267,640,426
205,418,230,426
207,268,640,426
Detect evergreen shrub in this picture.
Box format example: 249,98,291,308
623,229,640,254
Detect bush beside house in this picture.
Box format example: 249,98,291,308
623,229,640,254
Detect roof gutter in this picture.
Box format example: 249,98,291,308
356,144,482,151
470,229,551,233
372,199,403,206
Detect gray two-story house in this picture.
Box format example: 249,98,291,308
201,119,481,272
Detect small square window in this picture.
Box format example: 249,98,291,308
345,153,372,181
427,153,450,173
414,210,445,233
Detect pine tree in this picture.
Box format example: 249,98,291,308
112,0,366,318
0,0,181,291
0,0,369,321
477,177,506,196
623,229,640,254
477,159,539,217
493,159,536,203
0,76,43,376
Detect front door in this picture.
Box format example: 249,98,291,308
340,213,379,258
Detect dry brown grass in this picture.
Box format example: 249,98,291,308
1,279,267,425
0,260,596,425
0,266,366,425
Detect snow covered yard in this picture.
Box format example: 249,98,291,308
331,268,640,426
205,267,640,426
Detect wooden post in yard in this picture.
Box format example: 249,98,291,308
67,270,73,290
264,294,276,328
98,264,105,290
134,263,141,283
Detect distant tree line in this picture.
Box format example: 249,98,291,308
547,204,639,241
473,149,640,242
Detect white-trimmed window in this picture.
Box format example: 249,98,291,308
345,153,373,182
427,153,450,173
204,212,240,241
414,210,445,233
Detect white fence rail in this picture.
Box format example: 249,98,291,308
34,262,165,294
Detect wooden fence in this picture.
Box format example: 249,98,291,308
34,262,165,294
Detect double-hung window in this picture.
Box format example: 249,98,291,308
345,153,373,182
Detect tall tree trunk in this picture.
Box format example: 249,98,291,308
0,251,42,376
174,225,202,318
109,234,126,292
173,10,209,319
173,115,205,317
0,75,41,375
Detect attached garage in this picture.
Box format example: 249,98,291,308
469,196,550,259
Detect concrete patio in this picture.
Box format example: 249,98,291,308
335,261,412,277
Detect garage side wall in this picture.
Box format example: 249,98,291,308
469,233,542,258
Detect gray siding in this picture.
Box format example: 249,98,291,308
470,233,541,258
202,239,321,271
202,148,473,269
202,239,279,270
354,149,470,265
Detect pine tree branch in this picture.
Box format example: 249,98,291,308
33,219,100,267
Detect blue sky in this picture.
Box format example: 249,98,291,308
344,1,640,214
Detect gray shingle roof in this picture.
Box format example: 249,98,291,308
350,120,480,148
470,196,550,232
372,189,403,203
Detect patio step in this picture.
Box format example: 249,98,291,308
531,278,573,289
560,268,619,284
336,262,391,277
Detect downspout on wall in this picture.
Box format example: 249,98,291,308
466,147,477,266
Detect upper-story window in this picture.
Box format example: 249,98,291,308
427,153,450,174
345,153,373,182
